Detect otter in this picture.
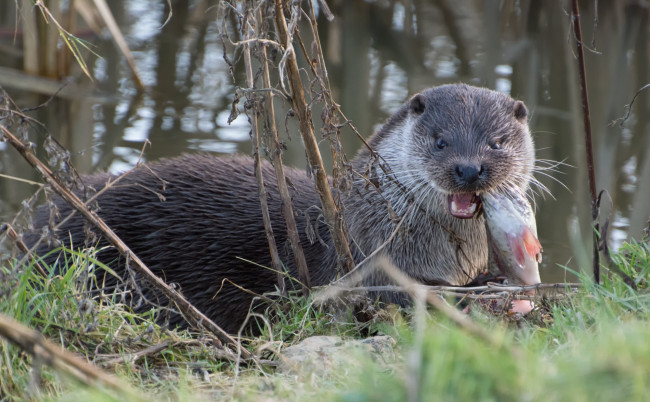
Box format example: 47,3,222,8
27,84,535,333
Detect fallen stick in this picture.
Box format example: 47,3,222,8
0,312,144,400
379,258,522,358
326,282,581,295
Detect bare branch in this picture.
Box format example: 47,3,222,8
610,83,650,127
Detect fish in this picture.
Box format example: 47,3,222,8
481,188,542,313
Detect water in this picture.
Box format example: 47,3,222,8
1,0,648,283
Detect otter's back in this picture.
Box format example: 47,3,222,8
30,154,333,333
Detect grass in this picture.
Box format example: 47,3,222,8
0,239,649,401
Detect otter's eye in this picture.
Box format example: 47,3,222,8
489,140,502,150
436,138,447,150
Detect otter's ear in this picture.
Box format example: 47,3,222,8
513,100,527,121
409,94,426,115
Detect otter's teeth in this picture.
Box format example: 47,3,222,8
451,199,477,215
449,193,479,218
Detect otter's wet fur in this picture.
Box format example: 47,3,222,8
29,84,535,333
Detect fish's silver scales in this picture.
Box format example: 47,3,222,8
483,188,541,285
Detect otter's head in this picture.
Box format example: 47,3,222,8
401,84,535,218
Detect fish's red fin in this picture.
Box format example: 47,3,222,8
522,226,542,261
507,233,526,267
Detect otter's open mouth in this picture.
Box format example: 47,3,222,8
448,193,481,219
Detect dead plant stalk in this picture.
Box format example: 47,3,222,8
571,0,600,283
257,4,312,291
242,18,288,293
273,0,355,273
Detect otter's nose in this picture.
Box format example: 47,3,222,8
454,163,484,185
